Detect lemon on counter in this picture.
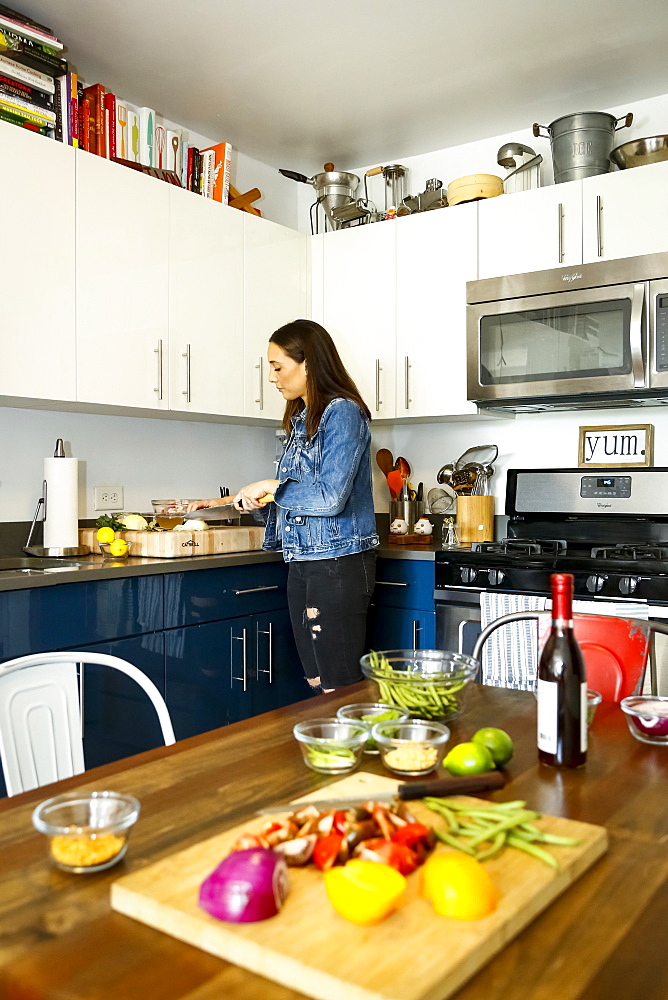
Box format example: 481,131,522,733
96,527,116,544
108,539,129,557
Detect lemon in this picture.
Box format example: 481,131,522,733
96,526,115,544
471,727,514,766
108,539,129,557
443,741,495,776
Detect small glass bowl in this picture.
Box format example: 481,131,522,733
360,649,478,721
293,718,368,774
98,540,132,560
32,790,140,873
151,499,200,515
620,695,668,745
587,690,602,726
371,718,451,776
336,703,410,753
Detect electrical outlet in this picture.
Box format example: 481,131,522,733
94,485,124,510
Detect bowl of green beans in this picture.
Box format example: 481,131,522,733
360,649,479,722
293,718,368,774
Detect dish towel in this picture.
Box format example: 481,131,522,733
479,593,548,690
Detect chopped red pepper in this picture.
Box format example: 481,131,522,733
355,838,418,876
332,810,349,834
313,833,344,871
391,822,432,849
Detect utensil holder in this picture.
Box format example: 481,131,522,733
456,496,495,545
389,499,425,533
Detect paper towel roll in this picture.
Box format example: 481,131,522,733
44,456,79,549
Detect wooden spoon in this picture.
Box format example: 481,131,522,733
376,449,394,477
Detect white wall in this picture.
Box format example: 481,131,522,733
0,406,278,522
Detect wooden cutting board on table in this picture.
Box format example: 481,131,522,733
79,526,264,558
111,772,608,1000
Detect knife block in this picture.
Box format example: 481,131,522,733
456,496,495,545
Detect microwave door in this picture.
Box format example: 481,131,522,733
649,280,668,389
468,282,645,403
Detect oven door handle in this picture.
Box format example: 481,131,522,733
630,282,646,388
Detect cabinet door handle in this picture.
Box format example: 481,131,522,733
231,627,248,691
376,580,409,587
404,356,411,410
254,357,264,409
154,339,164,399
257,621,273,682
412,619,420,650
181,343,191,402
630,282,646,388
375,359,382,412
234,585,279,595
596,195,603,258
78,662,84,737
557,202,564,263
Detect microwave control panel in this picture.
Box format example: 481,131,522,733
580,476,632,498
657,295,668,370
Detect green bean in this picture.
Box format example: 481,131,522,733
506,834,559,868
465,810,540,849
435,829,477,855
474,832,506,862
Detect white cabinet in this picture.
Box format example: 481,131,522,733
477,182,583,279
0,121,76,401
395,206,478,418
243,214,308,420
76,153,169,409
169,187,245,416
582,161,668,262
322,223,397,418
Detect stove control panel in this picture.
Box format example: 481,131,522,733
586,573,608,593
580,476,631,499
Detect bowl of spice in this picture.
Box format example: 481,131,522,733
336,702,410,753
293,718,368,774
32,790,140,873
371,718,451,776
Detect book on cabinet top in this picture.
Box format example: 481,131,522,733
0,51,54,92
125,103,140,162
0,12,63,50
0,4,55,36
0,104,48,132
0,71,51,109
200,140,232,203
0,29,67,75
0,89,55,124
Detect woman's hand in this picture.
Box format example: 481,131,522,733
233,479,279,511
186,498,224,512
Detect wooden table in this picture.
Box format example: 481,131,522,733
1,684,666,1000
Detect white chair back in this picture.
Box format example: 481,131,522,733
0,651,175,797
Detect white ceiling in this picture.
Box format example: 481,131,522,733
23,0,668,172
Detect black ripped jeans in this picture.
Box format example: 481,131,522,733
286,550,377,690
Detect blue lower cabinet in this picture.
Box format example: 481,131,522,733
76,633,166,769
165,620,233,740
367,605,436,651
249,609,309,717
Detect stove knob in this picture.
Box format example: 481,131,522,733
586,574,608,593
460,567,478,584
487,569,505,586
619,575,639,595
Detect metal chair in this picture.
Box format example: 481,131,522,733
0,651,176,797
472,611,667,700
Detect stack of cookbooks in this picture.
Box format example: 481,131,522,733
0,3,66,135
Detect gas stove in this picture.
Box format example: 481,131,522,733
435,468,668,604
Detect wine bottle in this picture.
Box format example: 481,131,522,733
537,573,587,768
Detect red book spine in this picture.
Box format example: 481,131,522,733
104,92,116,158
70,91,78,150
81,96,90,151
186,146,194,191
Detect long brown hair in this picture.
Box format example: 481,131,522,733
270,319,371,439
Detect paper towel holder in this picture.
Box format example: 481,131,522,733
23,479,91,558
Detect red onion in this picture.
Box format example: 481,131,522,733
199,847,289,923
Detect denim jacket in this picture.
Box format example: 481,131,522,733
262,397,379,562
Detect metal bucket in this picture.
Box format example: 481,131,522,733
533,112,633,184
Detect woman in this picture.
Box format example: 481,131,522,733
191,319,378,691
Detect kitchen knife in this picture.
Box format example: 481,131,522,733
256,771,505,814
183,494,273,520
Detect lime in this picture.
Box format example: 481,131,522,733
96,526,115,544
471,727,514,766
443,742,495,776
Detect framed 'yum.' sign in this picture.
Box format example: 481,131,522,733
578,423,654,468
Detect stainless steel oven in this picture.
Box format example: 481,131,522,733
467,251,668,410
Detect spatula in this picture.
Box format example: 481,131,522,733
386,470,404,500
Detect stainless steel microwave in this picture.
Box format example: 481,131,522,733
466,251,668,411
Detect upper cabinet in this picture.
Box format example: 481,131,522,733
169,187,245,416
243,214,308,420
76,152,170,409
582,161,668,263
477,180,583,278
0,121,76,401
322,222,397,418
395,206,477,418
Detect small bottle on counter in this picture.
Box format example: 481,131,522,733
441,517,460,548
537,573,587,768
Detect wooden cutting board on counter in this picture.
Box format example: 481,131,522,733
111,772,608,1000
79,526,265,558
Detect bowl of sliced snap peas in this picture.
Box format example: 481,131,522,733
293,718,368,773
360,649,479,722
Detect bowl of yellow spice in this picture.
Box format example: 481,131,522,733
371,718,451,776
32,790,140,873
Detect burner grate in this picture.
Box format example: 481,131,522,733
590,544,668,561
473,538,567,557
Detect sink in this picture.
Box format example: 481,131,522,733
0,557,86,573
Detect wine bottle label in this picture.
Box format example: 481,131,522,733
537,679,558,752
579,682,588,753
